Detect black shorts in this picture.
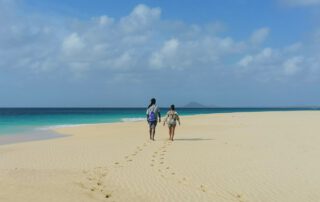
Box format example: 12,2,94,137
148,121,157,128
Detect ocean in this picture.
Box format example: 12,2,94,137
0,107,319,137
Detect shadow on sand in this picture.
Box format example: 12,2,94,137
173,138,214,141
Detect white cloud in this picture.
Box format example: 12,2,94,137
256,48,273,60
0,2,249,77
1,1,320,85
98,15,114,26
236,45,316,82
162,38,179,54
149,38,179,69
112,52,134,69
148,35,247,70
119,4,161,33
238,55,254,67
238,48,274,67
283,42,302,53
62,33,85,55
250,27,270,45
283,56,304,75
236,47,279,80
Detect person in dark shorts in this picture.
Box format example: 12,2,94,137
146,98,161,141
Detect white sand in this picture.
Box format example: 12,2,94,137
1,111,320,201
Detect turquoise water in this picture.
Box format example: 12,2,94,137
0,108,146,135
0,107,319,135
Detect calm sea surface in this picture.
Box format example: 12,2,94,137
0,107,319,135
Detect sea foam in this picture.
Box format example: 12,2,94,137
121,117,145,122
36,124,94,131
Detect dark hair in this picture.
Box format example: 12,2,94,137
170,104,175,111
148,98,156,109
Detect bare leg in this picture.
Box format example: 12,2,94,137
171,125,176,141
169,126,173,141
152,128,156,140
149,127,153,140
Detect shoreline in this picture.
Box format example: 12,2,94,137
0,113,206,146
0,110,318,146
0,130,68,146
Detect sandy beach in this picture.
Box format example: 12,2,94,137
1,111,320,202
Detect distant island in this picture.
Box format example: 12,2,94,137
183,102,218,108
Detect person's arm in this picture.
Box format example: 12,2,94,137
146,109,149,122
176,113,181,125
157,107,161,122
163,112,168,126
158,111,161,123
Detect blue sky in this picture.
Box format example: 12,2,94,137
1,0,320,107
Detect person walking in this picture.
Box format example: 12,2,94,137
146,98,161,141
163,104,180,141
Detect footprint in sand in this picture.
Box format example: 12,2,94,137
119,142,153,166
176,177,188,186
235,193,246,202
80,167,111,199
200,184,207,192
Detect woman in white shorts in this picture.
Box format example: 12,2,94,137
163,105,180,141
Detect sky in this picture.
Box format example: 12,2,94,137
0,0,320,107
